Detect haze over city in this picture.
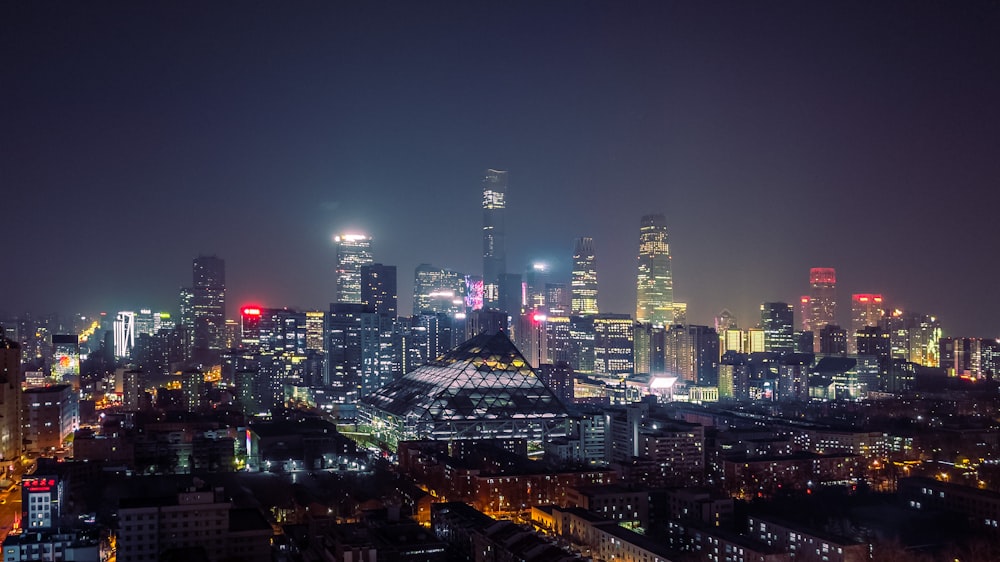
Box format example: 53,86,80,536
4,1,1000,334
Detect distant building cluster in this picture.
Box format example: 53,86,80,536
1,168,999,561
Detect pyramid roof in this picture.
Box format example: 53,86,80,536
360,331,568,423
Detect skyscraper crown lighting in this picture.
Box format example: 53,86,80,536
635,213,673,325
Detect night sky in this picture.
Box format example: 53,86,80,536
3,1,1000,336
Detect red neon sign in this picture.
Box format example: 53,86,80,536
242,307,262,316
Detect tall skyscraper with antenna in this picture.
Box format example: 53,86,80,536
482,169,508,308
635,213,673,325
571,237,599,316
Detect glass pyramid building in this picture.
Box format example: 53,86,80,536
358,331,568,448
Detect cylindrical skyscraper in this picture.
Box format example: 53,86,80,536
635,213,673,325
482,169,507,307
571,237,599,315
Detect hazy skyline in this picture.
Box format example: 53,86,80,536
4,1,1000,335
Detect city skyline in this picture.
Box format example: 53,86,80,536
4,2,1000,335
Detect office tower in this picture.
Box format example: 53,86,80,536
794,331,814,354
544,315,573,365
819,324,848,355
760,302,795,353
134,309,157,336
571,237,599,315
0,337,22,463
334,234,373,304
482,169,508,307
803,268,837,349
849,294,885,354
882,310,942,367
722,329,744,353
568,316,596,373
688,325,720,386
113,311,135,358
359,312,396,395
464,308,508,341
649,325,667,373
413,264,466,316
536,362,575,405
51,335,79,388
361,263,397,318
497,273,523,318
525,263,548,312
593,314,633,376
715,309,737,333
305,311,325,352
633,322,652,374
192,255,226,356
857,326,891,390
240,306,263,351
746,328,766,353
516,311,548,368
672,302,688,326
545,283,570,315
635,213,673,325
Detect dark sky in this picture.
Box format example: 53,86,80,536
3,1,1000,336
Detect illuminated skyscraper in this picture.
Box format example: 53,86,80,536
849,293,885,354
240,306,263,351
571,237,599,315
803,267,836,351
593,314,633,376
334,234,373,304
482,169,508,307
114,311,135,358
635,213,673,325
192,255,226,355
413,264,466,317
760,302,794,354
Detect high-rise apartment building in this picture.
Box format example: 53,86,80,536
571,237,599,315
849,294,885,354
192,255,226,356
635,213,673,325
802,267,836,351
0,337,22,463
760,302,795,353
361,263,398,318
334,234,373,304
482,169,508,307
